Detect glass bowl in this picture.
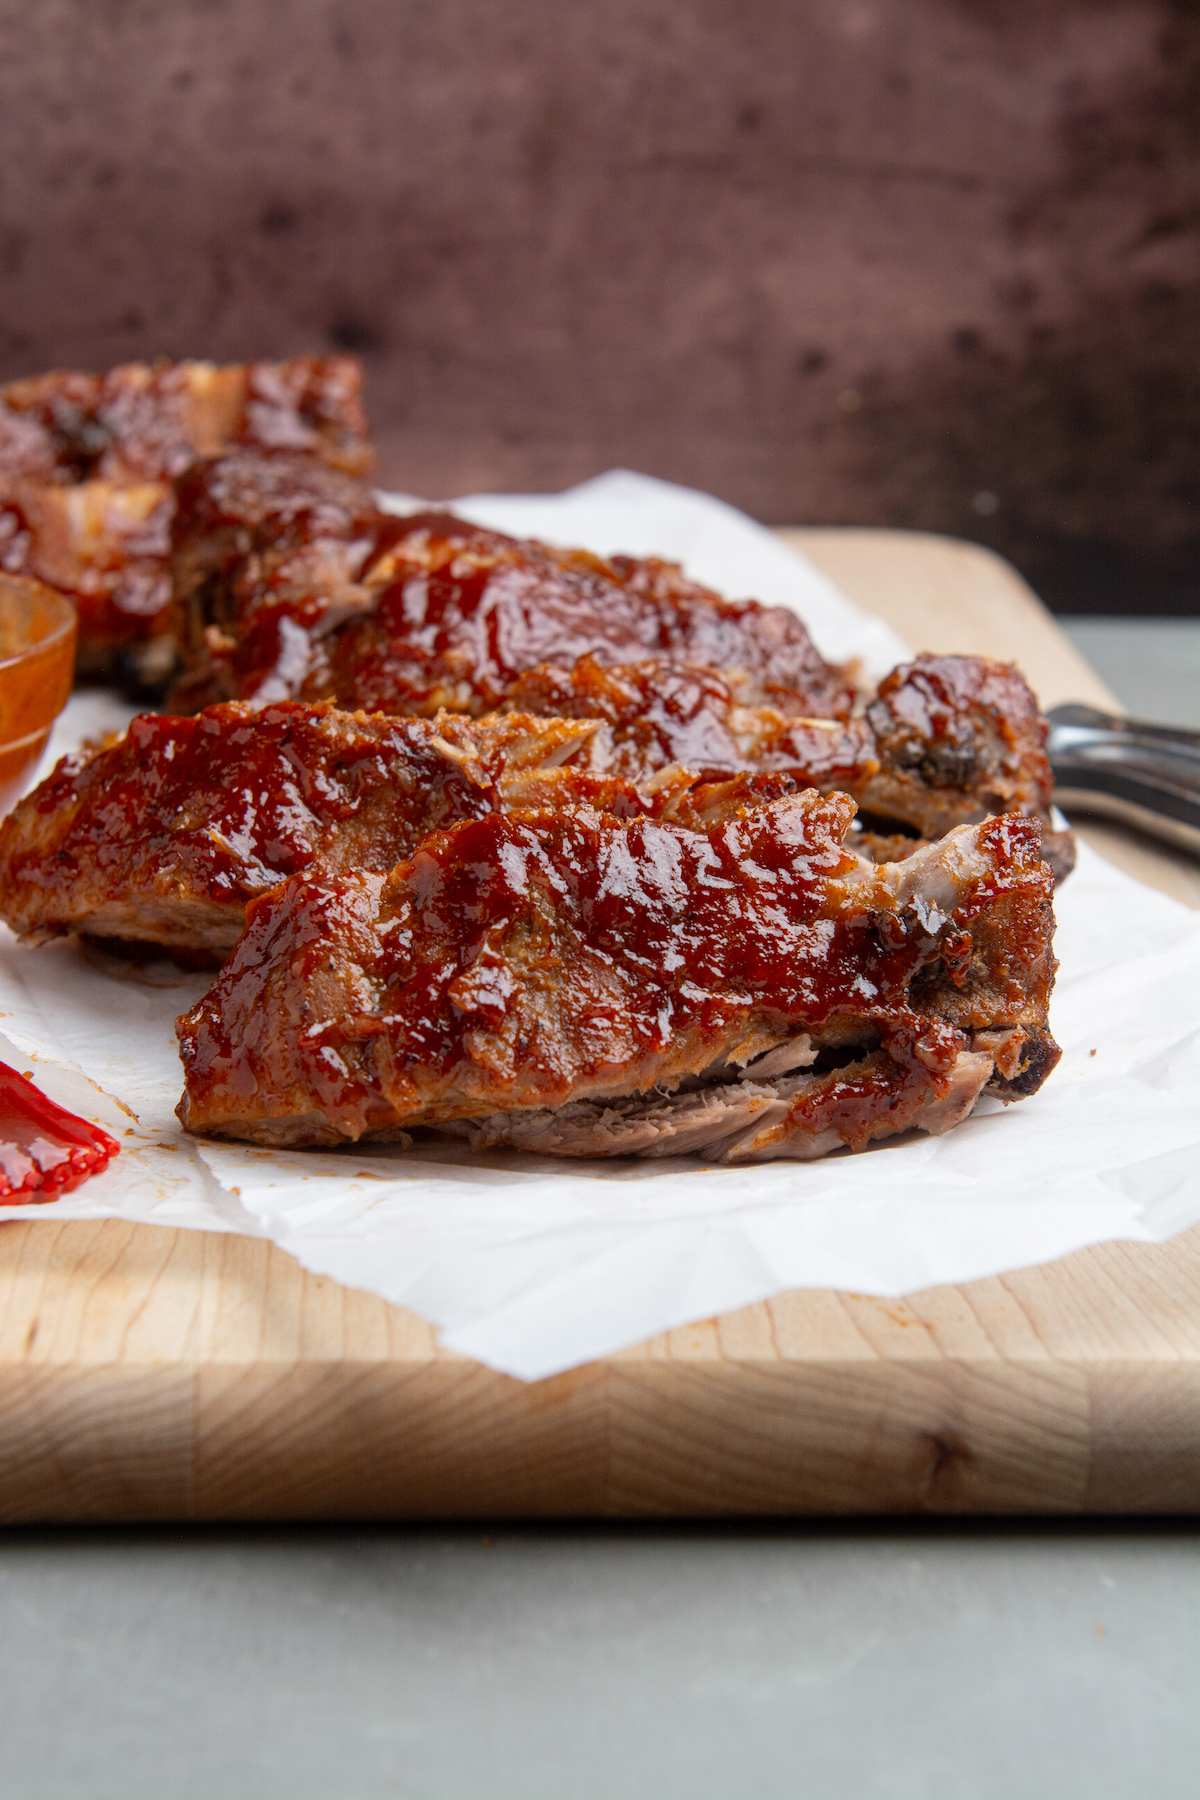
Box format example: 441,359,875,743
0,574,76,816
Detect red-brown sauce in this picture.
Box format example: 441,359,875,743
193,498,853,722
179,803,1052,1130
0,1062,120,1200
17,702,500,904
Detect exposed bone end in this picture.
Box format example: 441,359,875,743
737,1035,817,1081
828,818,990,916
880,822,995,916
979,1026,1062,1101
914,1050,996,1134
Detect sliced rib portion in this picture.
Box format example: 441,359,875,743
0,357,370,488
855,654,1053,834
164,456,1072,871
505,655,875,788
504,650,1074,881
320,525,852,720
175,794,1060,1157
0,702,602,957
0,358,370,678
509,650,1071,862
166,455,854,720
166,448,388,712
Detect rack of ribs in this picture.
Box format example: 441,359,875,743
503,650,1072,875
166,447,853,719
0,702,624,959
163,446,1069,861
0,358,370,682
175,791,1060,1160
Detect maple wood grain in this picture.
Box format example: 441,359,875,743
0,528,1195,1520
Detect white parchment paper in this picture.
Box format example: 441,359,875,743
0,470,1196,1380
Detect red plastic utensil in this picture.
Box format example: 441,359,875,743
0,1061,120,1201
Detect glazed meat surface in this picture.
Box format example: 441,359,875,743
167,453,854,720
0,356,370,488
851,653,1075,880
0,702,604,957
2,645,1067,963
316,523,853,718
176,793,1060,1159
167,449,387,711
855,654,1052,834
0,478,177,679
505,656,875,789
165,452,1069,865
507,651,1072,871
0,358,371,675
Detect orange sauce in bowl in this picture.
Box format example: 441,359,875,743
0,575,76,815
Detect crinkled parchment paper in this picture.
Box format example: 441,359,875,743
0,471,1196,1380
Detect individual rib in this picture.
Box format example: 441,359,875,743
0,702,603,957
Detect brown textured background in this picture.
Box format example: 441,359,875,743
0,0,1196,611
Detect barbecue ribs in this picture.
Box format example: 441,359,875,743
0,702,611,958
506,650,1071,872
0,640,1067,961
165,449,854,719
503,655,875,789
0,359,370,678
163,447,1066,860
176,792,1060,1161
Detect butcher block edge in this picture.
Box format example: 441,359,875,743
0,528,1196,1521
1,1217,1196,1523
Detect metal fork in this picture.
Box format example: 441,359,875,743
1047,704,1200,856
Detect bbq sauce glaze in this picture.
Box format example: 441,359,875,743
9,701,501,907
205,506,854,721
177,799,1057,1140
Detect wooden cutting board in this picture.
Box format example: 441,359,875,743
1,530,1196,1521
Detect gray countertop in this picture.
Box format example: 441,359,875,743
3,1520,1198,1800
1059,617,1200,728
2,617,1198,1800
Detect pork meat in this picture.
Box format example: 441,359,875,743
0,358,371,678
175,792,1060,1159
0,702,605,957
